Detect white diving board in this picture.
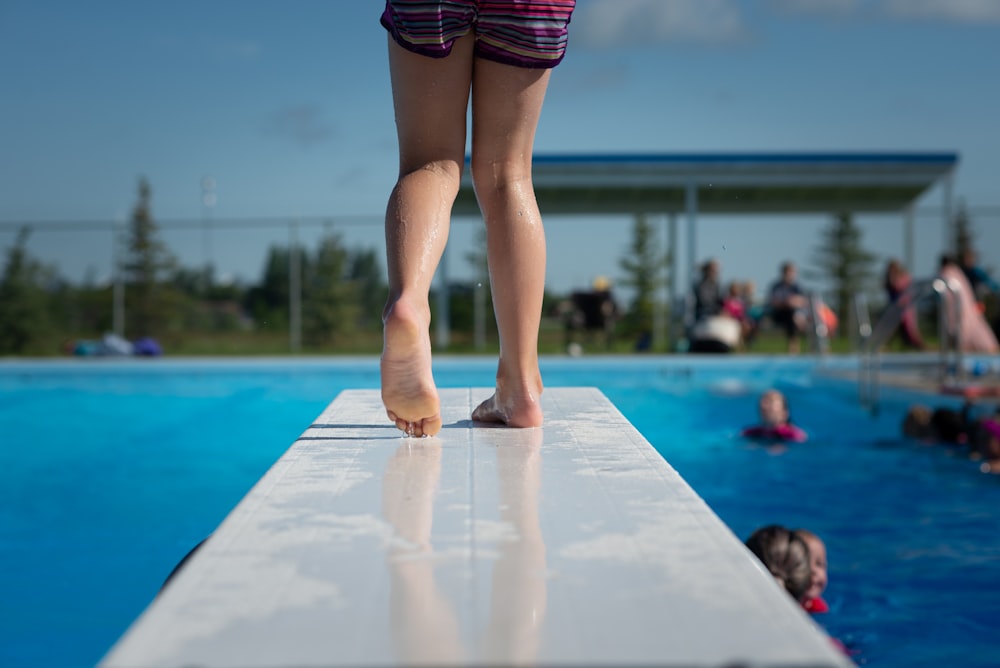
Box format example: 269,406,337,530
101,388,852,667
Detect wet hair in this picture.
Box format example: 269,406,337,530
792,527,819,544
759,389,794,426
745,525,812,602
761,389,788,410
903,404,966,443
902,405,933,439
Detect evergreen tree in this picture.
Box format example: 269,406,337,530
302,233,356,346
348,247,387,331
123,177,175,337
246,245,294,330
618,214,668,339
0,227,53,354
809,211,877,338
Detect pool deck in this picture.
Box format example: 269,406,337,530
101,387,852,667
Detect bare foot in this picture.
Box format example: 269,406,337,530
381,299,442,437
472,369,544,428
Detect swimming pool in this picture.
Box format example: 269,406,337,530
2,356,998,667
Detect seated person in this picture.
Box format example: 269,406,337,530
793,528,830,614
690,261,743,353
742,389,808,443
722,281,746,321
693,259,723,321
768,261,810,354
744,525,812,603
722,281,756,346
883,258,925,351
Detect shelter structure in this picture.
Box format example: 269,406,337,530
441,152,959,350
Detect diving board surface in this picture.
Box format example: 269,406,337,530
101,388,851,667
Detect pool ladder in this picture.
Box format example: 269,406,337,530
856,277,963,413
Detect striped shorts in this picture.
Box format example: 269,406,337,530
380,0,576,69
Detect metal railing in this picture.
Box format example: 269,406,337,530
857,277,963,412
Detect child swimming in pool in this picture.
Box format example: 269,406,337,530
744,525,812,603
901,403,972,445
747,525,849,656
901,401,1000,476
971,408,1000,474
377,0,577,437
793,528,830,614
741,389,808,443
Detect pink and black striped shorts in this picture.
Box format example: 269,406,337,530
380,0,576,69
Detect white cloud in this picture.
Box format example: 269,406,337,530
882,0,1000,23
572,0,749,48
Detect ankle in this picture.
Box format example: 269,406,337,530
496,362,543,398
383,294,430,328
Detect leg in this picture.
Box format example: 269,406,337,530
381,36,473,437
469,59,551,427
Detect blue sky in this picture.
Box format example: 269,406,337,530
2,0,999,303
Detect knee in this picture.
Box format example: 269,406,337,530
399,159,463,189
470,157,532,199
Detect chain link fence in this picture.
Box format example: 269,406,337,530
2,206,999,353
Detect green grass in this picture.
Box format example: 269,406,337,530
21,317,932,358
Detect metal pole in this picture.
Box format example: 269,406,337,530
942,170,954,253
685,182,699,337
903,204,915,275
289,220,302,353
112,220,125,337
686,182,698,285
201,176,216,290
668,212,678,351
651,214,666,351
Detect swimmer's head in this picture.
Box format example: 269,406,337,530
902,405,933,439
758,389,790,427
975,417,1000,461
745,525,812,603
793,529,828,603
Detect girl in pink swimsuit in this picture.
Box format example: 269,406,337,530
741,389,808,443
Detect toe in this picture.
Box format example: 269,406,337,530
421,415,442,437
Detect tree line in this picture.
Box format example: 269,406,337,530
0,177,984,355
0,178,391,355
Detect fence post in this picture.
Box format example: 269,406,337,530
289,220,302,353
112,220,125,337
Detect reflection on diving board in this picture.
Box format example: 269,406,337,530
101,388,851,667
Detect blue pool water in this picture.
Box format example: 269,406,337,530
2,356,999,667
